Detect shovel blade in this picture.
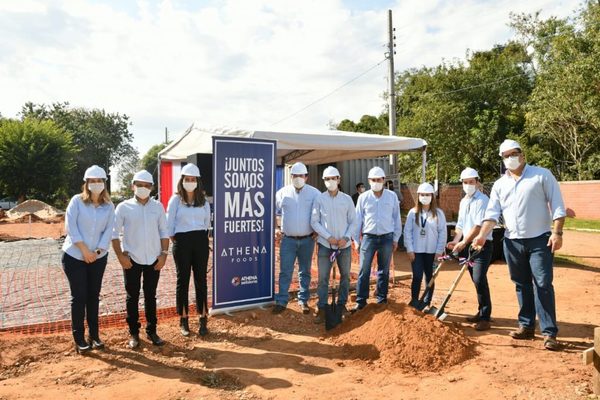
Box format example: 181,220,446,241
426,306,448,320
325,304,343,330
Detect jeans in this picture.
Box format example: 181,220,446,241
410,253,435,305
465,240,493,321
356,233,394,306
504,232,558,336
62,253,107,343
275,236,315,306
123,259,161,335
173,230,210,316
316,244,351,309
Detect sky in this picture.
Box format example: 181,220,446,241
0,0,581,160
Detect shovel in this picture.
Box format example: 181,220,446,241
430,247,480,320
413,253,452,312
325,248,343,330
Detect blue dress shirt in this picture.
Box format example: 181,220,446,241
456,190,493,241
354,189,402,242
484,164,566,239
311,190,357,249
62,195,115,261
166,194,211,236
112,197,169,265
276,184,320,237
404,208,447,254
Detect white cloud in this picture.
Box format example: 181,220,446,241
0,0,580,156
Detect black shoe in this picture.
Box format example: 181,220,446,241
475,320,491,331
271,304,286,314
89,337,105,350
199,317,208,337
180,317,190,337
509,326,535,340
466,314,481,323
75,340,91,355
543,335,560,351
128,334,140,349
350,304,365,314
147,332,165,346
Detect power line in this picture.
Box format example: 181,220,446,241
271,58,388,126
415,73,525,98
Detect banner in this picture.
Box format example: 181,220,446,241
211,137,276,314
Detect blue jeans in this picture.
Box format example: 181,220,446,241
316,244,351,309
275,236,315,307
504,232,558,336
356,233,394,306
410,253,435,305
465,240,493,321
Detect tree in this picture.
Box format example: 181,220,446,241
513,2,600,180
0,119,75,203
21,102,135,193
140,143,169,196
335,114,388,135
116,151,140,198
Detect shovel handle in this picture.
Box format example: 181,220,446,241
434,262,469,317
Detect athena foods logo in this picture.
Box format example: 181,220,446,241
231,275,258,286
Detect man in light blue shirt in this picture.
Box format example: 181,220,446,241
112,170,170,349
352,166,402,311
474,140,566,350
272,162,320,314
311,166,357,323
447,167,494,331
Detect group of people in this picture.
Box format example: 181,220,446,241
62,163,211,354
61,137,566,354
272,139,566,351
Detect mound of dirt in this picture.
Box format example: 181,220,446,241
5,200,64,221
328,302,475,372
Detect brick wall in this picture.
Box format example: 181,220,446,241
401,180,600,221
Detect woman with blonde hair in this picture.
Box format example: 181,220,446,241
62,165,114,354
166,163,211,337
404,182,447,307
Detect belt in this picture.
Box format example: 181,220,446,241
284,234,312,240
364,232,393,238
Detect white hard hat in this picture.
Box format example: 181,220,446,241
417,182,435,194
290,162,308,175
322,166,340,178
132,170,154,184
181,163,201,177
83,165,107,181
460,167,480,181
499,139,521,156
368,166,386,179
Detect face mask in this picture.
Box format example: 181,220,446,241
324,180,338,191
183,181,197,192
419,195,432,205
463,184,476,196
370,182,383,192
135,186,151,199
504,156,521,170
88,182,104,194
292,177,305,189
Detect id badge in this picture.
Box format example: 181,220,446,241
420,228,426,236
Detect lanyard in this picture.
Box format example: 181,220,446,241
420,212,428,228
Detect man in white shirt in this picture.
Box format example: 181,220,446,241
473,140,566,350
311,166,357,323
272,162,320,314
112,170,170,348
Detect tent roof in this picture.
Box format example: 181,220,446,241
158,124,427,165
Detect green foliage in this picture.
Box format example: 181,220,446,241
20,102,135,193
336,115,388,135
117,151,140,198
140,143,169,196
0,118,75,203
563,217,600,231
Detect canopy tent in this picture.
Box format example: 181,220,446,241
157,124,427,207
159,124,427,165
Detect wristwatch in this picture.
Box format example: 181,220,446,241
552,231,563,236
160,250,169,255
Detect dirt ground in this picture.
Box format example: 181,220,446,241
1,227,599,400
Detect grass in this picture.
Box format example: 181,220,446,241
563,217,600,231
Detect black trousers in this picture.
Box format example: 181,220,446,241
62,252,107,343
173,230,209,316
123,259,161,335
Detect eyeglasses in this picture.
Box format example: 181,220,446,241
502,151,521,159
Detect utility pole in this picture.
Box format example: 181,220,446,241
387,9,397,176
165,127,168,144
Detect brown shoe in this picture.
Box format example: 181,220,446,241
509,326,535,340
313,308,325,324
475,320,491,331
271,304,286,314
543,335,560,351
299,302,310,314
466,314,481,323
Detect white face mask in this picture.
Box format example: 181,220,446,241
504,156,521,171
182,181,197,192
419,195,432,205
324,180,338,191
463,184,476,196
292,177,305,189
135,186,151,200
88,182,104,194
370,182,383,192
